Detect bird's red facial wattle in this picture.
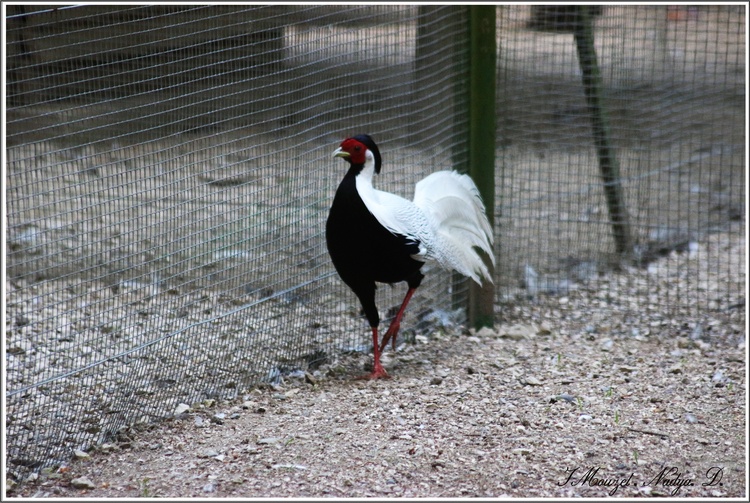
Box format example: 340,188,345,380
334,138,368,165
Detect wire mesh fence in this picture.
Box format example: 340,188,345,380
4,4,746,483
494,5,745,315
5,4,471,479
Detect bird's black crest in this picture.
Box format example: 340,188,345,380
352,134,382,174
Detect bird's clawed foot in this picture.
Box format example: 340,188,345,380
378,321,400,353
355,364,391,380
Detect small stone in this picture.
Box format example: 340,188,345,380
71,476,96,490
537,321,552,335
557,393,576,404
578,414,593,421
430,377,443,385
197,448,220,458
523,376,542,386
600,339,614,351
304,372,317,385
73,449,90,460
498,324,534,341
475,326,497,338
685,413,698,424
257,437,281,445
512,447,532,456
210,413,225,424
272,463,307,470
174,403,191,416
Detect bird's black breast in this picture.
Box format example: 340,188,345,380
326,174,423,288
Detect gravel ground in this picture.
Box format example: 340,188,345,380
7,229,746,499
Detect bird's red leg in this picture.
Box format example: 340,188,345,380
356,327,390,380
379,287,417,353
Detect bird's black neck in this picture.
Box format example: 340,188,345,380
345,162,365,178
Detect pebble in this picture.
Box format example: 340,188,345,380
557,393,576,403
73,449,90,460
70,476,96,490
197,448,220,458
537,321,552,335
174,403,191,416
523,376,542,386
475,326,497,338
498,324,534,341
272,463,307,470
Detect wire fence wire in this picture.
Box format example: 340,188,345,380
3,4,746,482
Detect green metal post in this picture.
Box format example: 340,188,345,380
573,6,634,257
467,5,496,329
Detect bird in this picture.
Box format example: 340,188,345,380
325,134,494,380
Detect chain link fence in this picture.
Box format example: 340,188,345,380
4,4,745,483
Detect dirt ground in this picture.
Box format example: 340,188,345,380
8,228,746,499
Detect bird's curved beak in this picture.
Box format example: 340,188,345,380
332,147,349,159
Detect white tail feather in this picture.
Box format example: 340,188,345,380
413,171,494,284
